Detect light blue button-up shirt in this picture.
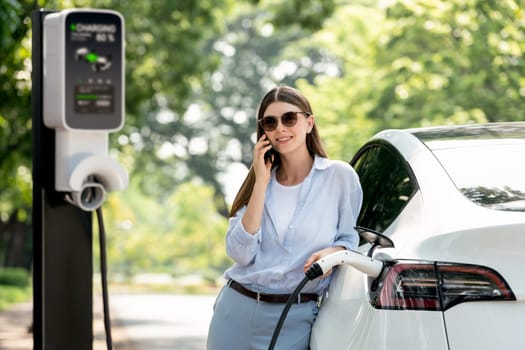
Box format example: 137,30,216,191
224,155,363,295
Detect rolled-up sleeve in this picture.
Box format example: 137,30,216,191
225,206,261,266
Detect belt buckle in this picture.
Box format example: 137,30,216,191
256,292,261,303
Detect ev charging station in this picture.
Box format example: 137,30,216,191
32,8,127,349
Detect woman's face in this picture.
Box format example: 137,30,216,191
261,101,314,157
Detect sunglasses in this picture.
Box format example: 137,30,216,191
258,111,311,131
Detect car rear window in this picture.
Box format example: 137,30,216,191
425,138,525,212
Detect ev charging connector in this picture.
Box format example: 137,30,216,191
312,249,384,278
43,9,128,211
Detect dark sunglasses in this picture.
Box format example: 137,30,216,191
258,111,311,131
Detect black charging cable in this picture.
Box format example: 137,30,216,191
96,207,113,350
267,263,324,350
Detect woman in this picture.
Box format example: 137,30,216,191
207,85,363,350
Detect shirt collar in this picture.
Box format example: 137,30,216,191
312,154,330,170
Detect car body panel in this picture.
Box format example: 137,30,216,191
310,265,449,350
445,301,525,349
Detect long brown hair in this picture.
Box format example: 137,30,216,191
229,85,328,217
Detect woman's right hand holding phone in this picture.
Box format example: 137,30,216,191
253,134,274,185
241,134,274,234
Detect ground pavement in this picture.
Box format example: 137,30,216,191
0,300,135,350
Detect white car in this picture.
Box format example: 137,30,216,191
310,122,525,350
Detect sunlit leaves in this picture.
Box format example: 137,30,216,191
373,0,525,125
0,0,33,222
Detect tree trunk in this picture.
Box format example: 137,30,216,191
2,211,32,269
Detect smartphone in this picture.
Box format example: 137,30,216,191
264,148,276,164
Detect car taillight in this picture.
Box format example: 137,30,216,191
370,261,516,311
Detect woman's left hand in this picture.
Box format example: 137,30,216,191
303,246,346,278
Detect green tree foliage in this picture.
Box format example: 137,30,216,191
0,0,33,207
0,0,35,268
98,181,230,278
268,0,336,30
0,267,31,310
166,182,230,273
370,0,525,127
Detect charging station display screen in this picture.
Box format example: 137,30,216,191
65,12,123,129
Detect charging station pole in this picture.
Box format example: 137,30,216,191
33,8,127,349
32,9,94,350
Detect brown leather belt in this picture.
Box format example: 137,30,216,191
228,279,318,304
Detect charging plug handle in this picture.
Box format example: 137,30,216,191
310,249,384,279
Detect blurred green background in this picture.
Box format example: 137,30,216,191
1,0,524,306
